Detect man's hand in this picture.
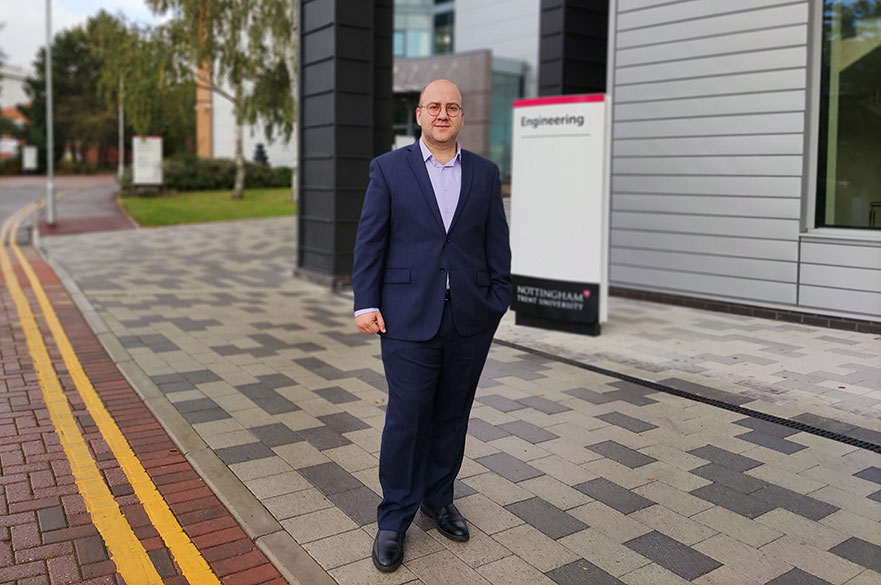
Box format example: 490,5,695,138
355,311,386,334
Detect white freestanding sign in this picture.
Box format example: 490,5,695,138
509,95,610,335
133,136,163,185
22,145,38,172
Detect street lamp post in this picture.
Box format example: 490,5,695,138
45,0,56,226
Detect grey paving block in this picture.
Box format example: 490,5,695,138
586,440,656,469
322,331,373,347
868,489,881,503
853,466,881,485
474,452,544,483
349,368,388,392
504,497,588,539
791,413,856,436
295,357,350,380
689,483,775,519
733,417,799,437
150,373,187,385
183,370,223,384
175,397,222,414
606,381,660,406
317,412,370,434
157,380,197,394
313,386,359,404
257,373,298,388
765,568,833,585
848,425,881,447
688,445,763,472
735,430,807,454
829,537,881,573
564,387,616,404
477,394,527,413
216,442,276,465
328,486,382,526
299,462,364,496
454,479,476,500
752,484,838,521
497,420,558,444
690,463,768,494
297,426,352,451
181,408,231,424
596,412,657,434
658,377,753,406
468,418,511,442
250,423,303,448
624,531,721,580
516,395,571,414
251,394,301,415
573,478,653,515
546,560,624,585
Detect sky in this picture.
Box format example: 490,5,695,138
0,0,166,72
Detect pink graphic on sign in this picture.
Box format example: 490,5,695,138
583,290,591,298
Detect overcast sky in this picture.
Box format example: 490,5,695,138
1,0,165,72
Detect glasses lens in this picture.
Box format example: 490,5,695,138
427,104,441,116
446,104,461,117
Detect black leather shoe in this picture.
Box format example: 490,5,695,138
372,530,405,572
420,503,469,542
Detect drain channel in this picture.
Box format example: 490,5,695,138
493,339,881,455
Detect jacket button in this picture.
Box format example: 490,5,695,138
439,268,445,273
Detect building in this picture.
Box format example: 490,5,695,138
601,0,880,323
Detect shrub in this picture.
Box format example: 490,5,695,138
0,157,21,176
118,156,293,194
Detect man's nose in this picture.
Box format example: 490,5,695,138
436,107,450,120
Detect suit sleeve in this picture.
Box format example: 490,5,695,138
352,158,391,312
485,165,513,313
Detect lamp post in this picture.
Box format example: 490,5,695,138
45,0,56,226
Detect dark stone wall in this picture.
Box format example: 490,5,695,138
539,0,609,96
297,0,393,286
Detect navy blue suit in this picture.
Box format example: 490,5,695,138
352,142,512,531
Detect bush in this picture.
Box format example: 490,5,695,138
118,155,293,194
0,157,21,176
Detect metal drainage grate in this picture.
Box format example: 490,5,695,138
493,339,881,455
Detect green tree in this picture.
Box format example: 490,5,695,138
147,0,295,199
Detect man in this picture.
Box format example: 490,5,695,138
352,79,512,572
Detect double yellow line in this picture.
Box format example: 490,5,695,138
0,201,220,585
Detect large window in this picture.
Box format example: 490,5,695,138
818,1,881,229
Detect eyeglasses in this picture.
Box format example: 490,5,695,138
418,103,463,117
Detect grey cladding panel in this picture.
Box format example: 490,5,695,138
800,241,881,270
618,0,798,30
613,155,804,177
612,194,801,219
611,211,800,240
303,60,335,95
303,26,334,64
611,248,798,283
615,135,804,156
615,69,806,102
613,175,802,198
611,231,799,262
302,0,334,32
614,90,806,120
616,26,809,66
799,285,881,318
617,4,809,48
800,264,881,294
616,47,807,84
614,113,805,138
612,265,798,305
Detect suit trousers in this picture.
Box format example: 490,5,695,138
377,298,496,532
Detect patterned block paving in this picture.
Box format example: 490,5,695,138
33,216,881,585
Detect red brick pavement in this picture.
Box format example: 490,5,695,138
1,247,286,584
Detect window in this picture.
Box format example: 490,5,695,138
818,1,881,229
434,11,454,55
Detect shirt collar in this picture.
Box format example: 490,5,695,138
419,137,461,166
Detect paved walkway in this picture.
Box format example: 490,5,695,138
30,211,881,585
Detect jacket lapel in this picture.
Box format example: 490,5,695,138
406,144,446,234
447,150,473,235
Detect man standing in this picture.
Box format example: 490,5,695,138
352,79,512,572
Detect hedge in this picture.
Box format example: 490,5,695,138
120,155,293,192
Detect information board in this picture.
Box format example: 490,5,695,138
22,145,38,172
133,136,163,185
509,94,611,335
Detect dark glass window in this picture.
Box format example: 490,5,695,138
434,11,454,55
817,1,881,229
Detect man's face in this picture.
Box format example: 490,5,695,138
416,81,464,147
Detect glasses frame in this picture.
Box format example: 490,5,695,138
417,102,463,118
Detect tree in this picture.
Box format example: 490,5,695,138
147,0,295,199
89,11,195,157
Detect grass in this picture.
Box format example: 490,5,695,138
121,187,296,226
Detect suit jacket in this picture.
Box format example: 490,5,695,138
352,142,512,341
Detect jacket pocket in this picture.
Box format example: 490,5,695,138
384,268,411,284
476,271,490,286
